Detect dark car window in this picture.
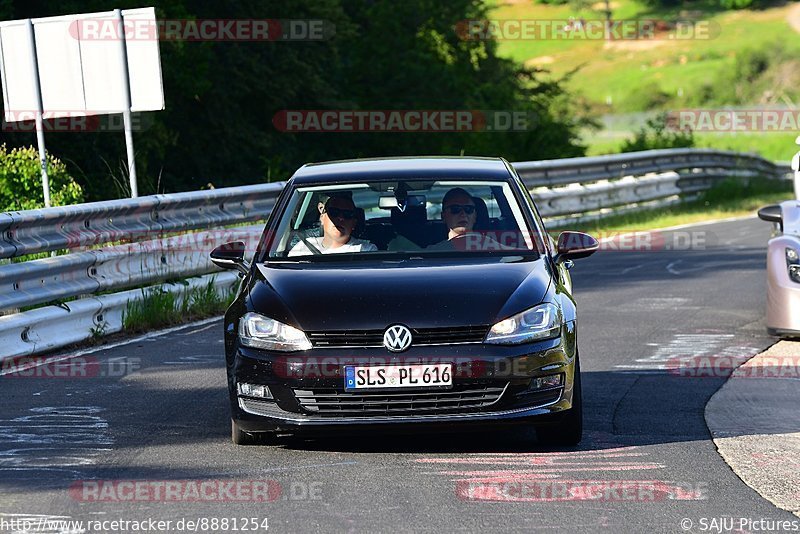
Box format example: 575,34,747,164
267,180,542,259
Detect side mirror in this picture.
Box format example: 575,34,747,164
554,231,599,264
210,241,250,275
757,205,783,232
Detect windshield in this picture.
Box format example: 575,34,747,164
266,180,542,259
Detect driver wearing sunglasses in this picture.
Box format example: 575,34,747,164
441,188,478,241
430,187,508,252
288,194,377,256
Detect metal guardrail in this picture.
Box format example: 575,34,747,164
514,148,785,187
0,271,239,358
0,148,789,360
0,225,262,311
0,182,283,259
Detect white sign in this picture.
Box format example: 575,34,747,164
0,7,164,122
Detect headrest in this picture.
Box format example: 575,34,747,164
391,205,427,227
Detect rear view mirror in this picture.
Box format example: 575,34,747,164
379,194,426,210
554,231,599,264
378,196,397,209
211,241,250,275
757,204,783,232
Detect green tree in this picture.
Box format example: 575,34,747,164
0,145,84,210
621,114,694,152
0,0,588,200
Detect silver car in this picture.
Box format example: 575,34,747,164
757,150,800,338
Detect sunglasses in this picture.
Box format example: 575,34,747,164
444,204,476,216
323,206,357,220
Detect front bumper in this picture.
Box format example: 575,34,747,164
228,322,578,434
766,235,800,335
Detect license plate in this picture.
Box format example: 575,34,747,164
344,363,453,390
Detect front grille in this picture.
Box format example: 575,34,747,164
306,325,488,348
293,383,507,416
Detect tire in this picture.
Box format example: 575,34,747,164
536,354,583,447
231,419,259,446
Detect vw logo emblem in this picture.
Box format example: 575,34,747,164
383,324,412,352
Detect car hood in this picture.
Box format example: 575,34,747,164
249,257,552,331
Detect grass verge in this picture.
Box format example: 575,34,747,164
122,277,236,333
586,131,797,163
548,176,794,234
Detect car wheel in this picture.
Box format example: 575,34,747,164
231,419,259,446
537,354,583,447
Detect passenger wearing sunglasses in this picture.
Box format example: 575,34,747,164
288,194,377,256
430,188,508,252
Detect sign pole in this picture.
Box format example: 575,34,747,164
115,9,138,198
25,19,51,208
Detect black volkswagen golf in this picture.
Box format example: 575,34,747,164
211,157,598,446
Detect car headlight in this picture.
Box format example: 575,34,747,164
238,312,312,352
787,247,800,284
485,303,562,345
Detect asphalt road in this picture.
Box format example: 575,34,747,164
1,217,797,534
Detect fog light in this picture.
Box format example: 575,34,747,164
787,248,799,264
790,264,800,284
529,374,563,391
238,382,273,399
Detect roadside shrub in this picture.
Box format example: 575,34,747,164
620,113,694,152
719,0,755,8
733,47,770,84
122,278,236,333
623,81,672,112
0,144,84,211
123,287,181,333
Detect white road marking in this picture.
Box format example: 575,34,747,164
666,260,682,275
620,264,645,275
0,316,222,377
0,406,113,481
615,333,762,372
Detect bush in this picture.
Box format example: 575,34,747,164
719,0,755,8
620,113,694,152
683,41,787,107
624,81,672,112
733,47,770,84
122,279,236,333
0,144,84,211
